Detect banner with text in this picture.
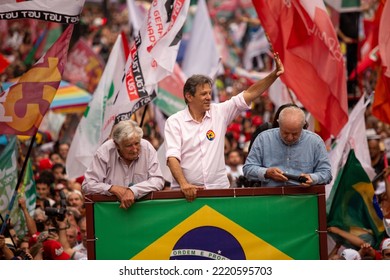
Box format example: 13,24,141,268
0,0,85,24
93,195,321,260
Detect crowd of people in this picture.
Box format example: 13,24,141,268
1,0,390,260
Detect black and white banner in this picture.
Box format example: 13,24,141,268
0,0,86,24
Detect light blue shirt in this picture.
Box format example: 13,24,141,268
243,128,332,187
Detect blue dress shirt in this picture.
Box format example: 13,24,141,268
243,128,332,187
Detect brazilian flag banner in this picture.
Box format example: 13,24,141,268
87,187,326,260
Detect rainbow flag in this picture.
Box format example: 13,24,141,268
1,80,92,114
50,81,92,113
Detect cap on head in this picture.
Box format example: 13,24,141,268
43,239,70,260
341,248,361,260
381,238,390,252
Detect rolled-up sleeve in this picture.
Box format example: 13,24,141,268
164,115,182,162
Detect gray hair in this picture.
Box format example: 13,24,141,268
112,120,143,143
183,74,213,104
33,208,47,221
278,106,306,127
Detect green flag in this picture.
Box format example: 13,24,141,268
21,159,36,214
327,150,385,249
93,194,323,260
0,137,19,233
18,159,37,237
0,137,36,238
324,0,362,12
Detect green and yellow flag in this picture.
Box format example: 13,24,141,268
327,150,385,249
93,194,322,260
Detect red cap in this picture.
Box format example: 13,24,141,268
39,158,53,171
28,232,40,247
43,240,70,260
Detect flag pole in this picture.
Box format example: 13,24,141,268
0,213,17,247
0,134,36,235
139,104,148,127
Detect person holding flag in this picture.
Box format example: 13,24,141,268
164,53,284,202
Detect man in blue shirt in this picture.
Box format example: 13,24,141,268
243,106,332,187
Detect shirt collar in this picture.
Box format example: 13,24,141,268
184,106,211,122
278,128,305,146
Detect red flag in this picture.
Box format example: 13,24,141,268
373,0,390,124
0,53,10,74
350,1,384,80
378,0,390,78
63,38,105,93
0,25,74,136
373,66,390,123
349,46,378,80
252,0,348,139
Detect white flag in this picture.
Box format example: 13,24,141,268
126,0,145,37
326,96,375,199
66,35,126,179
242,26,269,71
107,0,190,132
67,1,190,179
181,0,220,78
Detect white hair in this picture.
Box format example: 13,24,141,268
112,120,143,143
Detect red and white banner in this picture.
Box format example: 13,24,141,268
111,0,190,125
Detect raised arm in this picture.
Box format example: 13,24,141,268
243,53,284,105
18,196,37,236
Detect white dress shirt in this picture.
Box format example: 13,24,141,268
165,92,250,189
82,139,164,199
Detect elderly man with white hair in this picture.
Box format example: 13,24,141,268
82,120,165,209
243,106,332,187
